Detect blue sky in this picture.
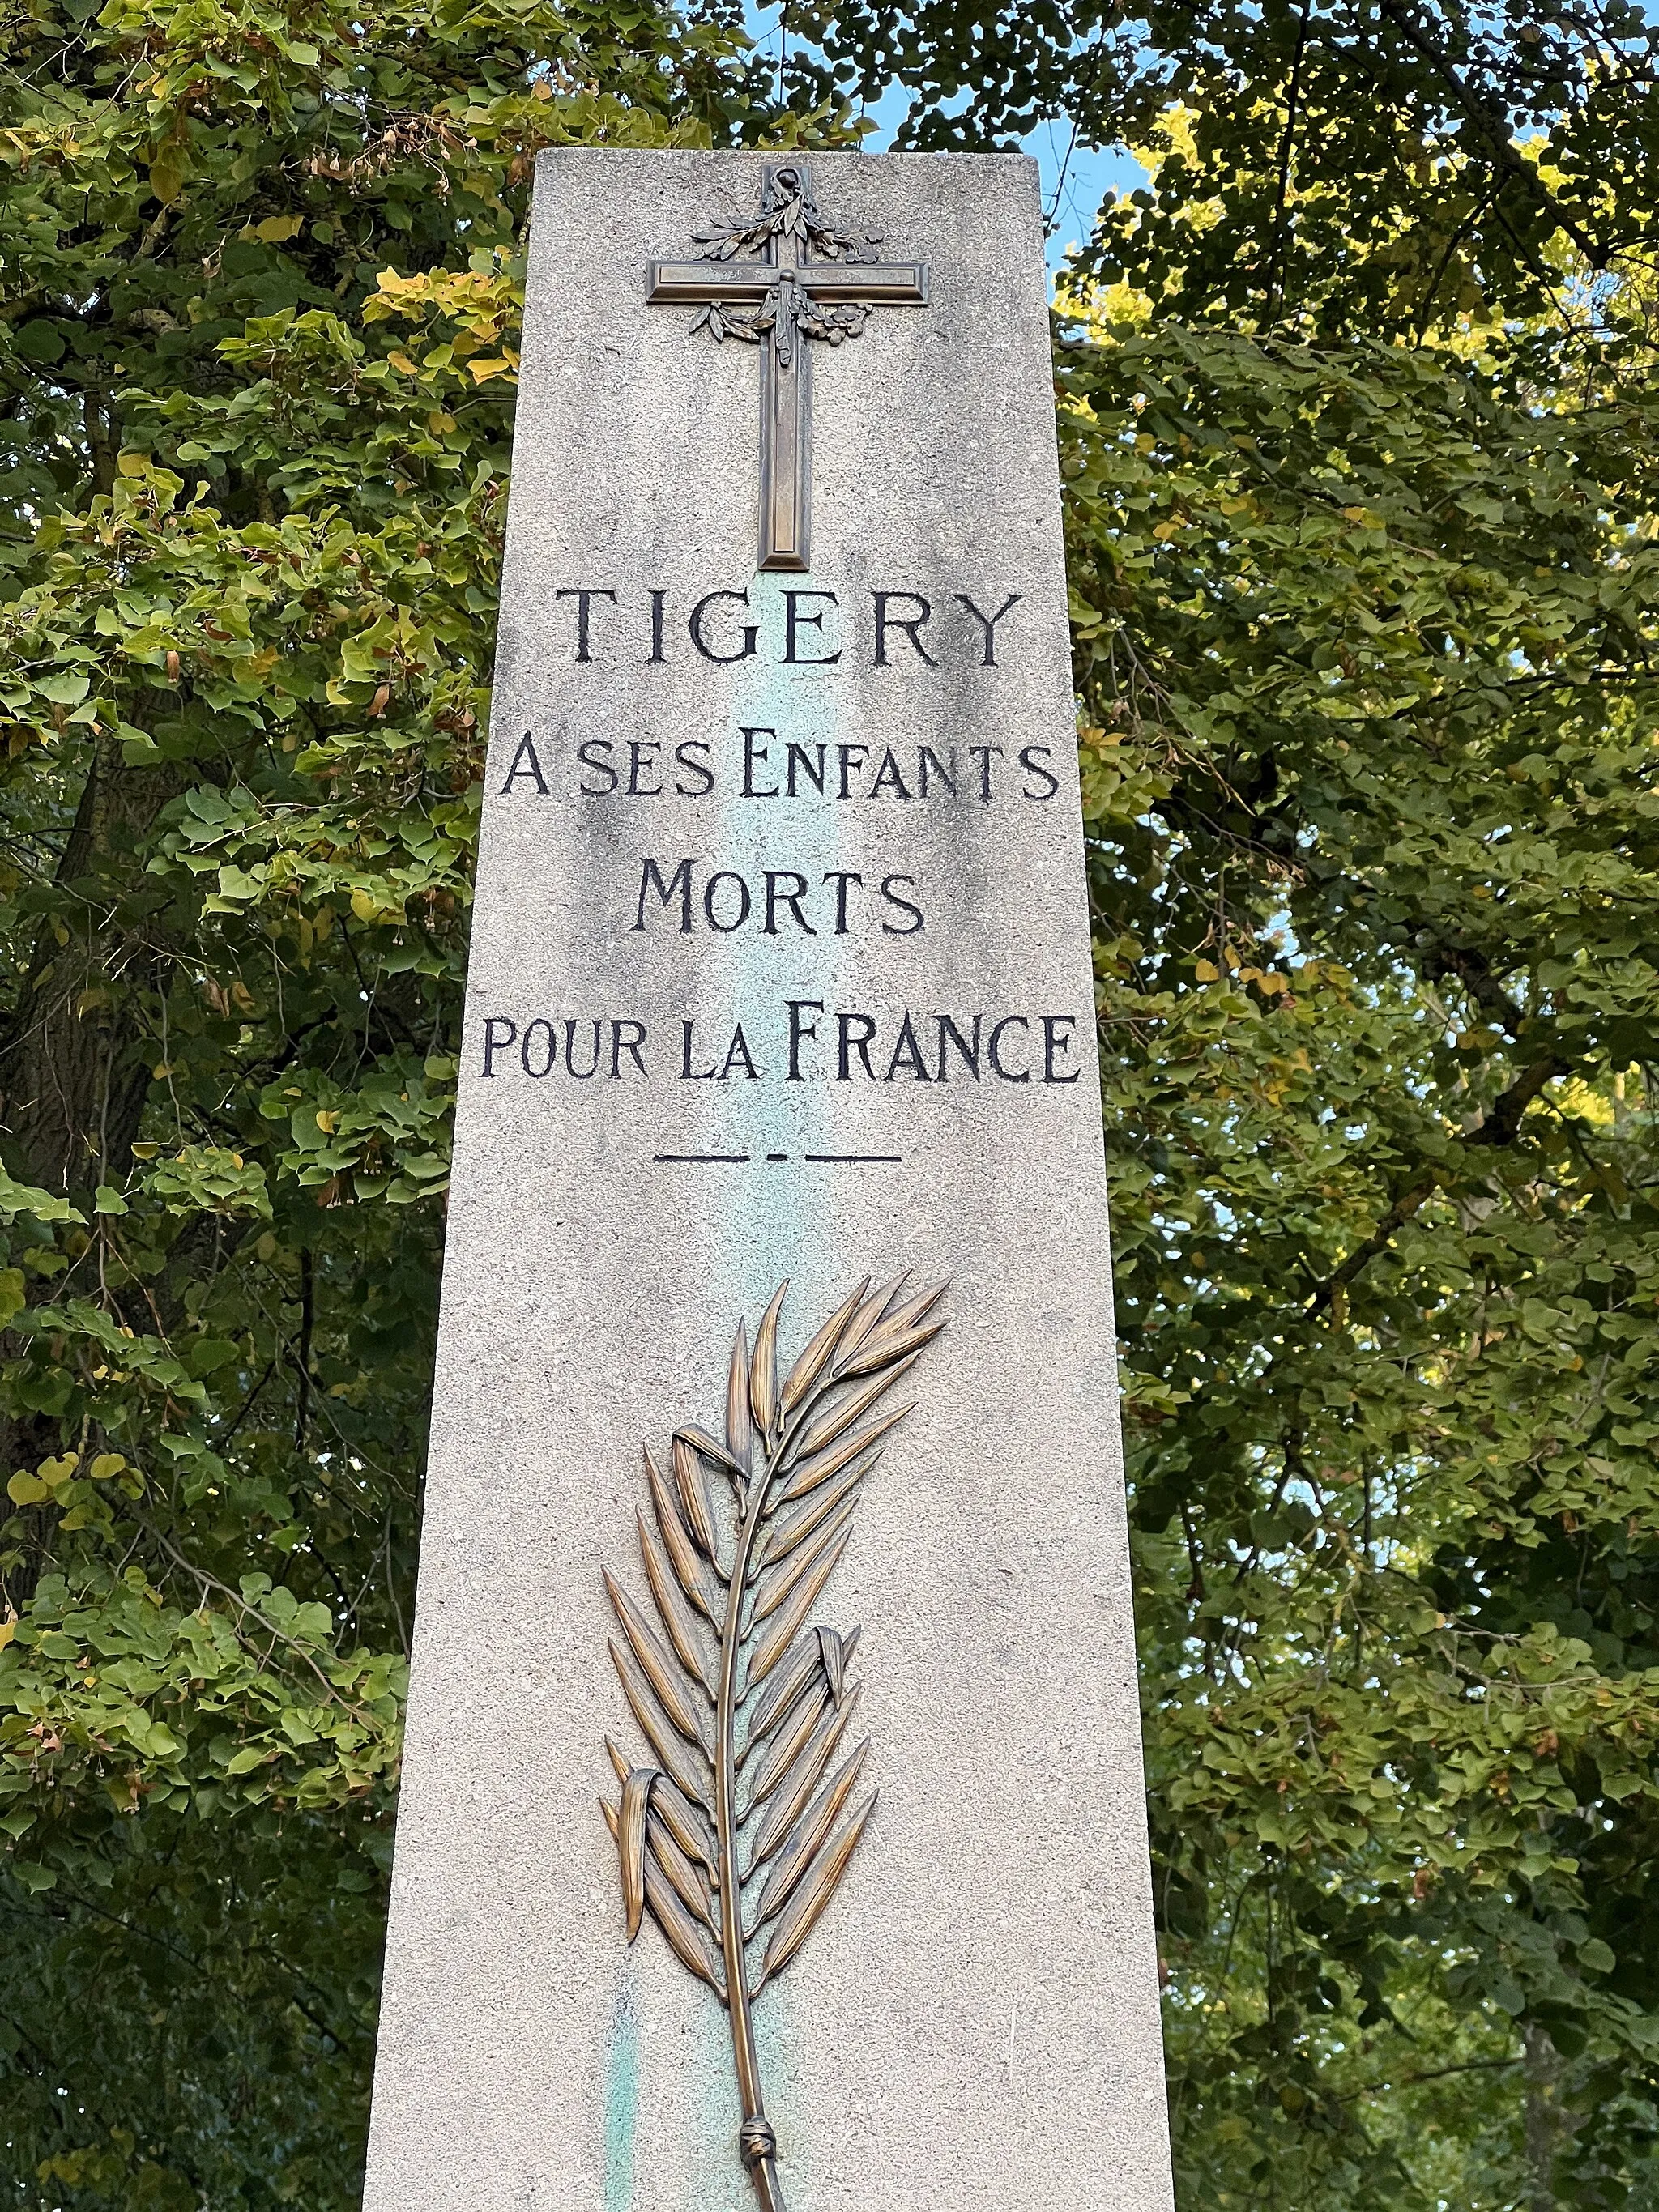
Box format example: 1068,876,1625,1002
742,2,1146,281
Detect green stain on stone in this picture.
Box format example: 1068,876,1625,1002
604,1981,641,2212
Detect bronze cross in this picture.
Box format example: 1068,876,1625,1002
649,162,930,573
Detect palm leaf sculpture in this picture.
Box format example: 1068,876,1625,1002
600,1273,949,2212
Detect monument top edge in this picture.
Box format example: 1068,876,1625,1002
529,145,1041,174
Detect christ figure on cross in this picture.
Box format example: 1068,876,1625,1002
649,163,930,573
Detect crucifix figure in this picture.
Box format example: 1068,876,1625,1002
649,163,930,573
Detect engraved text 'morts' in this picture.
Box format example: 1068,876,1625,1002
632,859,923,937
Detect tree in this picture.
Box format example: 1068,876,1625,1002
1062,315,1659,2210
6,0,1659,2207
804,1,1659,2201
795,0,1659,347
0,2,852,2200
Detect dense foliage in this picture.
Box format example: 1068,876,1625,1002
1064,323,1659,2210
0,1,847,2201
1035,7,1659,2201
2,0,1657,2206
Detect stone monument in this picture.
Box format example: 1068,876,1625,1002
364,148,1174,2212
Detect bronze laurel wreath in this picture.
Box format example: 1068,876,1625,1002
600,1273,949,2212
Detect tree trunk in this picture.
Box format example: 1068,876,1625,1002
2,731,181,1199
1523,2020,1572,2212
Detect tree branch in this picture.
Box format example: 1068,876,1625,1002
1375,0,1611,270
1306,1051,1567,1319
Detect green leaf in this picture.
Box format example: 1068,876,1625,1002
32,671,91,706
13,321,65,364
186,1337,239,1377
0,1167,83,1225
148,151,186,206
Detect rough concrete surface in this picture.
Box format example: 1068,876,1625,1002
365,148,1175,2212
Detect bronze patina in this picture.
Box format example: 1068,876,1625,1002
648,163,930,572
601,1274,949,2212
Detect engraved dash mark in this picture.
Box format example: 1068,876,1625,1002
600,1275,949,2212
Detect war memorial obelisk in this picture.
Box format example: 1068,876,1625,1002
364,148,1175,2212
